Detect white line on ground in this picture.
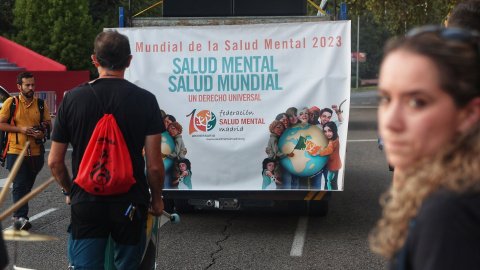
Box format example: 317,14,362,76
3,208,58,231
0,178,12,188
347,139,378,142
45,148,73,152
290,216,309,257
350,106,378,109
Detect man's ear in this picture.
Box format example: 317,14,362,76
91,55,99,68
457,97,480,133
125,55,133,68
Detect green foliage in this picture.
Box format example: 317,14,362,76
13,0,97,72
349,0,460,36
351,11,393,79
0,0,16,38
89,0,163,28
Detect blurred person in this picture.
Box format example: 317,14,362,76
388,0,480,183
446,0,480,31
370,26,480,269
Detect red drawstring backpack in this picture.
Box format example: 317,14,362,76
75,84,136,195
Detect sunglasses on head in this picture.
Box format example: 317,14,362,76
407,25,479,42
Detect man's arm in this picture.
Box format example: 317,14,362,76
332,105,344,123
0,116,28,134
145,133,165,216
48,141,72,204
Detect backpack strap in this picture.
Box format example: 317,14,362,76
88,83,133,115
37,98,45,123
2,96,20,159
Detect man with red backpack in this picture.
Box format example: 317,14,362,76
48,30,166,269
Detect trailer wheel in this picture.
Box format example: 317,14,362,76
163,198,175,213
309,200,329,216
289,200,308,215
174,199,195,213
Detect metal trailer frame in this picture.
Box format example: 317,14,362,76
125,15,336,216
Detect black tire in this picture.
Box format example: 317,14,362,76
163,198,175,213
174,198,195,213
309,200,329,216
138,240,156,270
289,200,308,215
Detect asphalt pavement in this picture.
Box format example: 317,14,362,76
0,90,392,270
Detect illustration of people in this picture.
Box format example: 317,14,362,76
311,104,345,188
172,158,192,190
308,106,321,125
267,120,294,189
262,158,282,190
309,121,342,190
164,114,176,128
286,107,300,125
320,105,344,127
163,121,186,189
297,106,309,123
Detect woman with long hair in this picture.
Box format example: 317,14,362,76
370,26,480,269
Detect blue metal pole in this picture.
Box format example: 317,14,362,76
119,7,124,28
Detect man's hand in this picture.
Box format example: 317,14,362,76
65,195,71,205
149,198,164,216
332,104,339,113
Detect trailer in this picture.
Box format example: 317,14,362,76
116,3,351,216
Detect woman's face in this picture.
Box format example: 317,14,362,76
168,124,179,137
298,109,309,123
266,162,275,172
273,123,284,136
323,126,333,139
288,114,298,125
378,50,466,171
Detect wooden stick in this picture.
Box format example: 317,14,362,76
0,177,55,222
0,141,30,208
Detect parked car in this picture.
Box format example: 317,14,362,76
0,85,11,109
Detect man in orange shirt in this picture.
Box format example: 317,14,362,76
0,72,51,230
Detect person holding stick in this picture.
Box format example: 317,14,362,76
48,30,166,269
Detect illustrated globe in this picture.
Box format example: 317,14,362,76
161,132,175,171
278,123,329,177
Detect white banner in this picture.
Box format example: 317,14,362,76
118,20,351,191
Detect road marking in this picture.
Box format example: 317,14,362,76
0,178,12,188
347,139,378,142
350,105,378,109
3,208,58,231
290,216,309,257
45,148,73,152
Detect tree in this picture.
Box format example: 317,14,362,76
89,0,163,29
0,0,16,38
348,0,460,36
351,11,393,79
13,0,97,71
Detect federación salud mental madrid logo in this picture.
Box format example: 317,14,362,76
187,109,217,134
